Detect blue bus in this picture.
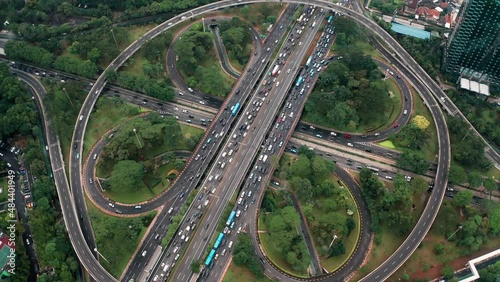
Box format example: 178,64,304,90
214,233,224,249
306,56,312,68
295,76,304,87
205,249,216,267
327,15,333,23
231,103,241,116
226,210,236,226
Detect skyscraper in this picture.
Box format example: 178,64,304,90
443,0,500,86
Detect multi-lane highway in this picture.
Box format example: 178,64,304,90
122,5,301,282
17,0,484,281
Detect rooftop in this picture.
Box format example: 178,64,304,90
391,23,431,39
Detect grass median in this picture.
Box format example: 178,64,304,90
85,194,156,278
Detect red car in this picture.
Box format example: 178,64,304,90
306,77,311,83
393,123,399,128
344,134,351,138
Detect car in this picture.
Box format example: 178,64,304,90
393,123,399,128
199,100,205,105
347,143,353,147
344,134,351,138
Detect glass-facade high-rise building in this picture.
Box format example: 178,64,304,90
443,0,500,85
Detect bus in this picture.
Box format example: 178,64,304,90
306,56,312,68
367,166,379,173
295,76,304,87
214,233,224,249
327,15,333,23
297,14,304,23
226,210,236,226
205,249,216,267
231,103,240,116
271,65,279,76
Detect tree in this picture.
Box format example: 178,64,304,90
448,165,467,185
411,177,428,194
190,260,200,273
441,265,455,279
489,208,500,235
483,177,498,194
290,156,311,179
108,160,144,193
452,190,473,207
434,243,444,255
467,171,483,189
412,115,430,130
397,150,428,174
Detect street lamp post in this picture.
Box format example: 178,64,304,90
94,248,109,263
445,225,462,243
328,235,338,249
133,128,142,148
62,88,74,107
110,29,118,48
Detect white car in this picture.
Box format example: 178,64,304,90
347,143,354,147
199,101,205,105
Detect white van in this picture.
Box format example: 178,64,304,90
228,241,233,248
236,210,241,217
93,154,97,160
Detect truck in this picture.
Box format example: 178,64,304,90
262,155,268,163
271,65,279,76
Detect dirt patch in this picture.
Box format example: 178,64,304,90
11,135,29,149
166,169,179,176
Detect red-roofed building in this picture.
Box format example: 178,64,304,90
429,9,441,20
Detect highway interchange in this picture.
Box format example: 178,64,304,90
4,0,500,282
